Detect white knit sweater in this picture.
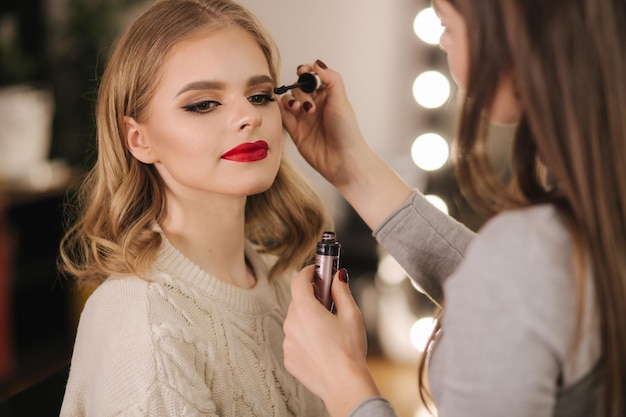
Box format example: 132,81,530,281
60,237,328,416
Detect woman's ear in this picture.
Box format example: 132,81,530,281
124,116,158,163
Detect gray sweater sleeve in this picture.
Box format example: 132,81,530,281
345,190,475,417
427,206,601,416
356,192,600,416
373,189,475,304
347,397,398,417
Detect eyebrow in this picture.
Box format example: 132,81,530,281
176,75,275,97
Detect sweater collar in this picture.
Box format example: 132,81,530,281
152,229,276,315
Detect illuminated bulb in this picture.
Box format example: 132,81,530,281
377,253,408,285
415,406,438,417
425,194,449,215
413,7,444,45
412,71,451,109
410,316,437,352
411,132,449,171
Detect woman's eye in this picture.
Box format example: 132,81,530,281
248,94,277,105
183,100,221,113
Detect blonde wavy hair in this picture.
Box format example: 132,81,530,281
59,0,330,286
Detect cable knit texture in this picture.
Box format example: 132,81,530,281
60,236,328,417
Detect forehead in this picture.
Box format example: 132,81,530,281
158,26,272,83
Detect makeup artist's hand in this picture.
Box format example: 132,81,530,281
283,265,380,417
278,60,369,189
279,60,413,232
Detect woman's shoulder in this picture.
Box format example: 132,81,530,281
448,204,578,321
69,277,158,384
75,275,155,342
448,204,576,311
82,275,151,315
479,204,569,247
73,273,206,367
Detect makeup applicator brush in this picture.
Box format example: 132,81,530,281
274,73,321,95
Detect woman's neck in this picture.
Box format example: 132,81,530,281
159,195,256,289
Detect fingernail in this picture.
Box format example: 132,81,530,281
315,59,328,70
302,101,312,112
338,268,349,283
288,99,296,107
297,64,303,71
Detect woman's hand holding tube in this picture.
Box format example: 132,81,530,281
283,265,380,417
278,61,413,231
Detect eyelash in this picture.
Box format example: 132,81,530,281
183,101,219,113
249,94,277,105
183,94,277,114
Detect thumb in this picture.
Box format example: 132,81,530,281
290,264,317,301
330,268,357,314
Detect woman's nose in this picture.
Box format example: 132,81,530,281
231,98,262,131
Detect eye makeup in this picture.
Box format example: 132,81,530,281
274,73,321,95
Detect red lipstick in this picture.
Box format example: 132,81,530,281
221,140,269,162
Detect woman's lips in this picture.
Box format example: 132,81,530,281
221,140,269,162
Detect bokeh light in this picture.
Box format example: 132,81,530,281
425,194,449,215
412,70,451,109
413,7,444,45
411,132,449,171
410,316,437,352
377,253,408,285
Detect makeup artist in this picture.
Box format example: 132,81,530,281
278,0,626,416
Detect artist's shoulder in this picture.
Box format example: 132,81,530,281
454,203,574,297
478,204,570,251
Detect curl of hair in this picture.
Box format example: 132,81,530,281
246,157,330,278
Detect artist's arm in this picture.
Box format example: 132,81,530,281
374,190,474,304
279,60,412,233
280,61,474,305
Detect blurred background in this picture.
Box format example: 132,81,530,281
0,0,511,415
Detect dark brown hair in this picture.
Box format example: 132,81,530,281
420,0,626,414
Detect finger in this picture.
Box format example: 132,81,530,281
278,93,295,107
290,264,317,301
310,59,338,92
330,268,359,316
278,92,315,117
310,60,350,105
294,60,329,99
286,86,317,113
296,63,316,76
288,60,333,92
278,96,302,134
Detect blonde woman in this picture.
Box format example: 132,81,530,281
59,0,330,415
